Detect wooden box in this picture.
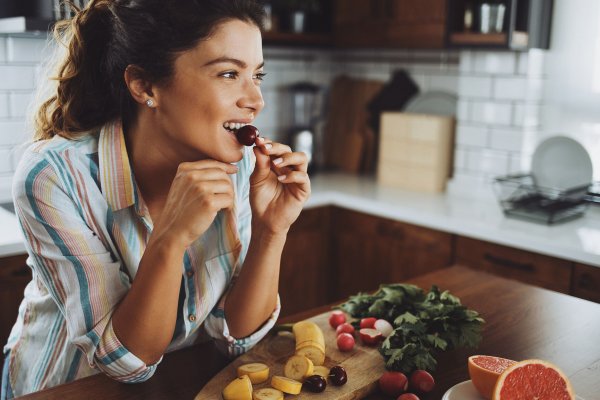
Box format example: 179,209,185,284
377,112,455,192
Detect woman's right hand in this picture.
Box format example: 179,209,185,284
151,160,238,250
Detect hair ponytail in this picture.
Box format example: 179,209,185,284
34,0,116,141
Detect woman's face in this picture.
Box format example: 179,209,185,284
152,19,264,163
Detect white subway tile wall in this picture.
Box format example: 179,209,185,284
449,50,546,196
0,36,40,200
0,35,547,201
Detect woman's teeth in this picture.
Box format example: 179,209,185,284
223,122,248,131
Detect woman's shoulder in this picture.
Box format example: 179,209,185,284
13,132,101,192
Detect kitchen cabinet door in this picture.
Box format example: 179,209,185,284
334,0,447,49
571,263,600,303
455,236,573,293
331,207,452,299
279,207,332,317
0,254,29,348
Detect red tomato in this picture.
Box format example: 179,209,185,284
397,393,420,400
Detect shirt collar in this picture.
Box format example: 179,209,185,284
98,120,137,211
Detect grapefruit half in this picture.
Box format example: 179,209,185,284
492,359,575,400
468,355,517,399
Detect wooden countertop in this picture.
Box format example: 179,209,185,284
17,266,600,399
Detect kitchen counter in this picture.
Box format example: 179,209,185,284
0,207,25,257
306,173,600,267
0,173,599,267
18,266,600,399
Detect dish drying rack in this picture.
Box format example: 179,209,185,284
493,174,592,225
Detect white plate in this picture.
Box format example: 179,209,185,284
531,136,593,190
403,91,458,116
442,380,483,400
442,380,586,400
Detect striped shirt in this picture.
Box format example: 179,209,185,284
2,121,279,397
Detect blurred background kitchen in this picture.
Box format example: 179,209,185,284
0,0,599,338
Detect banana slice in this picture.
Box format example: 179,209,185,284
252,388,284,400
296,339,325,353
222,375,253,400
284,355,314,381
237,363,270,384
271,375,302,395
313,366,330,378
296,345,325,366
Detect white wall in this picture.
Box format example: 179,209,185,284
541,0,600,180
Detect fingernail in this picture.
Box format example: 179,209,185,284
273,157,283,165
264,143,272,150
258,137,265,143
277,175,286,181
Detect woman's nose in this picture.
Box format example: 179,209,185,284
238,81,264,113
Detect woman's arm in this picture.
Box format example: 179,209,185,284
112,160,239,364
224,138,310,338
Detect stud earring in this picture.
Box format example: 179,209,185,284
145,98,155,108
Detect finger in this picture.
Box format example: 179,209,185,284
198,192,235,211
178,159,238,174
276,170,311,189
178,168,233,182
271,151,309,173
251,144,272,182
192,179,234,196
261,141,292,157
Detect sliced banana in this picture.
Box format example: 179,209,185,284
271,375,302,395
252,388,284,400
284,354,314,381
222,375,253,400
313,365,330,378
237,363,269,384
296,345,326,366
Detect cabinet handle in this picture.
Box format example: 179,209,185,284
577,274,595,290
484,253,535,272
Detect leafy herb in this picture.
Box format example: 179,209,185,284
337,283,484,374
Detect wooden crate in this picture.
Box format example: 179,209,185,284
377,112,455,192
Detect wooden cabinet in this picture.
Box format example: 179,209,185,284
279,207,332,317
445,0,553,50
455,236,573,293
0,254,29,349
331,208,453,299
334,0,447,48
571,263,600,303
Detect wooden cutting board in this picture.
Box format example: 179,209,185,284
194,312,386,399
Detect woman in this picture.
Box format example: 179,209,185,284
1,0,310,398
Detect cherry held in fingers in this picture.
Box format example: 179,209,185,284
236,125,260,146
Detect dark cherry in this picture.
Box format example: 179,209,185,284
329,366,348,386
235,125,259,146
303,374,327,393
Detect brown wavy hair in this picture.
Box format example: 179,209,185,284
34,0,265,141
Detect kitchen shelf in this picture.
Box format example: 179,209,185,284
445,0,553,50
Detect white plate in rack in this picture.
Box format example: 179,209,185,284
531,136,593,190
442,380,586,400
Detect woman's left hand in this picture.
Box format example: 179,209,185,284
249,136,311,234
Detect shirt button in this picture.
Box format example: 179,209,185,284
188,314,196,322
186,270,194,278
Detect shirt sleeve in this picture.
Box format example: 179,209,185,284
12,153,159,383
202,146,281,357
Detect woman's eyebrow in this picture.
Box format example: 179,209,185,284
202,57,264,70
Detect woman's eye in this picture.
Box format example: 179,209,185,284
221,71,238,79
254,72,267,81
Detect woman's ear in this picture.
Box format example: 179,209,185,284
124,65,155,106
